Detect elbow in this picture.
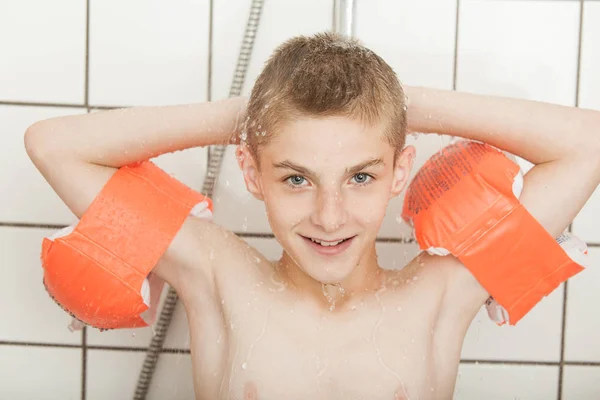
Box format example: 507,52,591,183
24,120,60,162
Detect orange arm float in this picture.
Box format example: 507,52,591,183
402,140,588,325
41,161,213,331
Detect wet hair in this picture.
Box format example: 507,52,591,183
242,31,408,163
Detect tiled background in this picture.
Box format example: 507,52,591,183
1,0,599,399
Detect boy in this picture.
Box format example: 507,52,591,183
25,32,600,399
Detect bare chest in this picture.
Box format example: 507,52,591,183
211,294,443,400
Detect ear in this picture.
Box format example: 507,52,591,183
390,145,416,198
236,144,264,201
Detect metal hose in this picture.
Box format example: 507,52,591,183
133,1,265,398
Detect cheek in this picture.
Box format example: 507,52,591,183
263,186,311,228
346,185,391,226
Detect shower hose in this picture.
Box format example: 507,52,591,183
133,1,265,398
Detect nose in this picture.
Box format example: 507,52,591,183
310,188,348,233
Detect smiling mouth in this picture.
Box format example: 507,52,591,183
301,235,355,247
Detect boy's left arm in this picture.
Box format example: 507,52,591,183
405,86,600,324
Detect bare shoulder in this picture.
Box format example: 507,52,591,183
411,253,489,326
153,216,266,304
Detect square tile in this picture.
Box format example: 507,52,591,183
562,365,600,400
454,363,558,400
0,0,86,104
579,2,600,111
211,0,333,101
86,350,194,400
460,285,564,362
572,186,600,244
564,247,600,362
356,0,457,89
0,346,81,400
88,0,210,107
457,0,580,105
0,226,83,345
1,105,85,225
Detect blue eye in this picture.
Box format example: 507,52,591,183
287,175,306,186
352,173,372,185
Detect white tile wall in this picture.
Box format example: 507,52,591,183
3,0,600,399
461,285,564,362
457,0,580,105
0,105,84,225
0,226,82,345
0,0,86,104
564,247,600,362
454,363,559,400
88,0,210,107
579,2,600,111
355,0,457,90
0,346,82,400
86,350,195,400
210,0,334,101
562,365,600,400
572,1,600,244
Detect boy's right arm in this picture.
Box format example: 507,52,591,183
24,98,247,297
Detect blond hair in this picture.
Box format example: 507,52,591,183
243,32,407,162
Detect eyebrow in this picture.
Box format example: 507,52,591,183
273,158,384,177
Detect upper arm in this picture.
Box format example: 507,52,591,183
441,152,600,325
26,137,245,305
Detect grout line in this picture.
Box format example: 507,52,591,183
558,281,569,399
82,2,91,399
86,345,191,354
452,0,460,91
574,0,585,109
460,359,559,366
81,327,87,400
0,222,68,229
84,0,90,109
0,101,128,110
207,0,214,102
0,101,85,109
89,105,127,110
0,341,81,348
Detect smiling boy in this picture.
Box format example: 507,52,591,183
26,32,600,399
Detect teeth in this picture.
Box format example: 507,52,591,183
310,238,345,246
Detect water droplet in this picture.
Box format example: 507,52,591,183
241,362,247,370
132,333,136,337
240,131,247,141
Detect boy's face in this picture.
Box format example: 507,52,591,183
238,116,415,285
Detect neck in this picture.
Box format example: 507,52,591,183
275,245,384,312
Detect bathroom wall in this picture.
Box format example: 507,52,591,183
1,0,599,399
